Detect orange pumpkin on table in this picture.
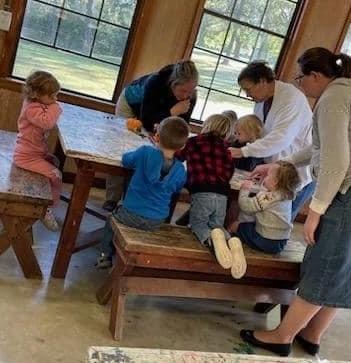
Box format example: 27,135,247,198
126,118,142,133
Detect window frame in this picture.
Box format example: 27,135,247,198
188,0,307,124
0,0,145,113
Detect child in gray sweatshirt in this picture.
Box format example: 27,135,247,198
232,161,300,254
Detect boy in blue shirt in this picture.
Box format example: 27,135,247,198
97,116,189,268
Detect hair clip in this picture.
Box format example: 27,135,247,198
336,58,343,66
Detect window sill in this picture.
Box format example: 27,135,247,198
0,77,116,114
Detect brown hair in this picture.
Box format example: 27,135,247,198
275,161,300,200
236,114,263,142
298,47,351,79
201,114,232,139
222,110,238,123
158,116,189,150
168,60,199,87
238,61,275,84
24,71,60,101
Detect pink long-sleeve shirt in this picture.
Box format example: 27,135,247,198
14,101,62,156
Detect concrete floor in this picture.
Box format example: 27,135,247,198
0,186,350,363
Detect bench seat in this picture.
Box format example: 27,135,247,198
97,219,305,340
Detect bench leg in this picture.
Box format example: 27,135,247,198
96,253,133,305
109,276,127,340
0,230,11,254
2,216,42,279
96,265,117,305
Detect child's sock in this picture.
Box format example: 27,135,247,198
228,237,247,279
210,228,232,269
42,208,59,232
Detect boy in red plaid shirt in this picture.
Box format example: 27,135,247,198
176,114,246,278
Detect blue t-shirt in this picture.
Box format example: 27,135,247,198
122,145,186,220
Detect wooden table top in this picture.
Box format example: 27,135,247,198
87,347,349,363
111,219,305,266
0,130,52,205
57,103,151,166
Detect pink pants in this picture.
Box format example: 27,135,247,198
14,153,62,206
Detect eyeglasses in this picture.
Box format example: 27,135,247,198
294,74,305,84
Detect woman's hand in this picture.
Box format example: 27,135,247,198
170,99,190,116
303,209,321,245
229,147,243,158
249,164,271,181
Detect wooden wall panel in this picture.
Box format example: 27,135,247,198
279,0,351,81
122,0,204,83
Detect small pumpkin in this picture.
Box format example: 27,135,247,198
126,118,142,132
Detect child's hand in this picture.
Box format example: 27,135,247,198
229,147,243,158
241,180,253,190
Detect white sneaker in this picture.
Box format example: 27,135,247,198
210,228,233,269
42,208,60,232
228,237,247,279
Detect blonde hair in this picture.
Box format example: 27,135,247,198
201,114,232,139
236,114,263,142
24,71,60,101
275,161,300,200
158,116,189,150
169,60,199,87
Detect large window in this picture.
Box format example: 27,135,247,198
12,0,138,101
191,0,302,121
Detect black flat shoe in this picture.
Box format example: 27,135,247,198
296,335,320,355
240,329,291,357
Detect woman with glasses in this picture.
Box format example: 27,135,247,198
240,47,351,357
229,61,314,222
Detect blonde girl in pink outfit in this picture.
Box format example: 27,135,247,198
14,71,62,231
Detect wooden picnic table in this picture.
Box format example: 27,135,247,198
51,103,150,278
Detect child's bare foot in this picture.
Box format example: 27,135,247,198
228,237,247,279
42,208,59,232
210,228,232,269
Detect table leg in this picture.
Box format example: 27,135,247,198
51,160,95,278
54,138,66,173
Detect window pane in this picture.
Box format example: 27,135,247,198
92,23,129,64
262,0,296,35
202,91,254,120
101,0,137,27
191,87,209,121
13,40,119,100
21,1,60,45
205,0,236,17
212,57,246,95
56,11,97,56
64,0,103,18
191,48,219,88
251,32,283,67
195,13,229,53
341,25,351,56
41,0,63,5
232,0,267,27
222,23,258,62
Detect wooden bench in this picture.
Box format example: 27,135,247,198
96,219,305,340
0,131,52,278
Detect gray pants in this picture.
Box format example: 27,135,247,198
189,192,228,244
